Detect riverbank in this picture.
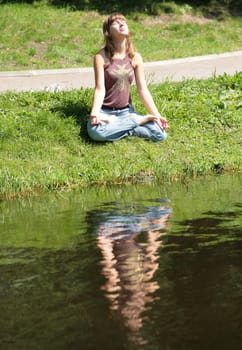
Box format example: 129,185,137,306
0,72,241,200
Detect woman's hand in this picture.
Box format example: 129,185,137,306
151,115,169,130
90,116,101,125
158,116,169,129
135,114,169,129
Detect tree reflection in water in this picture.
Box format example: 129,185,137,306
86,201,172,345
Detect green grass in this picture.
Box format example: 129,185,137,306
0,3,241,199
0,3,241,71
0,72,241,199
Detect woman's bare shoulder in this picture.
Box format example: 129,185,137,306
94,49,109,64
132,51,143,68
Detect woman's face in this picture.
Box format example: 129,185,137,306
109,17,129,37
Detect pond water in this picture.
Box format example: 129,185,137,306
0,174,241,350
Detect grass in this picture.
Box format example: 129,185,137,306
0,3,241,71
0,3,241,199
0,72,241,199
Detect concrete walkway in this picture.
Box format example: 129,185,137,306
0,50,241,92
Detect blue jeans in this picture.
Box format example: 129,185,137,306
87,106,167,142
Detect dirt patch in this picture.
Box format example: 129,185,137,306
79,11,101,24
143,14,212,26
30,41,47,59
181,14,212,24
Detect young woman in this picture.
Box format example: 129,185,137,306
87,13,168,142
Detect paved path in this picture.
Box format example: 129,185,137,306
0,50,241,92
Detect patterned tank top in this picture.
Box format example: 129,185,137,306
102,55,135,109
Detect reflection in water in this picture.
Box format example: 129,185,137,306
86,201,172,344
0,175,241,350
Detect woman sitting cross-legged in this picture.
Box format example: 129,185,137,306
87,13,168,142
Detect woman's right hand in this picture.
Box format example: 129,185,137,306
90,115,101,125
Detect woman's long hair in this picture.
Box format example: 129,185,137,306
102,13,136,60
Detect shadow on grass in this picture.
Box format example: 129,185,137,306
51,100,91,142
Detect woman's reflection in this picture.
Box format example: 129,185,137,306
86,201,171,344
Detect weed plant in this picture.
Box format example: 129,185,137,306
0,3,241,71
0,72,241,199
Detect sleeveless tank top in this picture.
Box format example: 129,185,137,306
102,56,135,108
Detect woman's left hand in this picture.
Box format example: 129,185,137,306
151,115,169,130
159,116,169,129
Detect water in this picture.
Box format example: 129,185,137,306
0,174,241,350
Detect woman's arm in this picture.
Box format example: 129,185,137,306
90,52,106,125
134,52,168,129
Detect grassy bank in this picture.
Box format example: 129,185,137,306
0,72,241,199
0,3,241,71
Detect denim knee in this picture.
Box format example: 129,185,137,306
154,129,167,142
